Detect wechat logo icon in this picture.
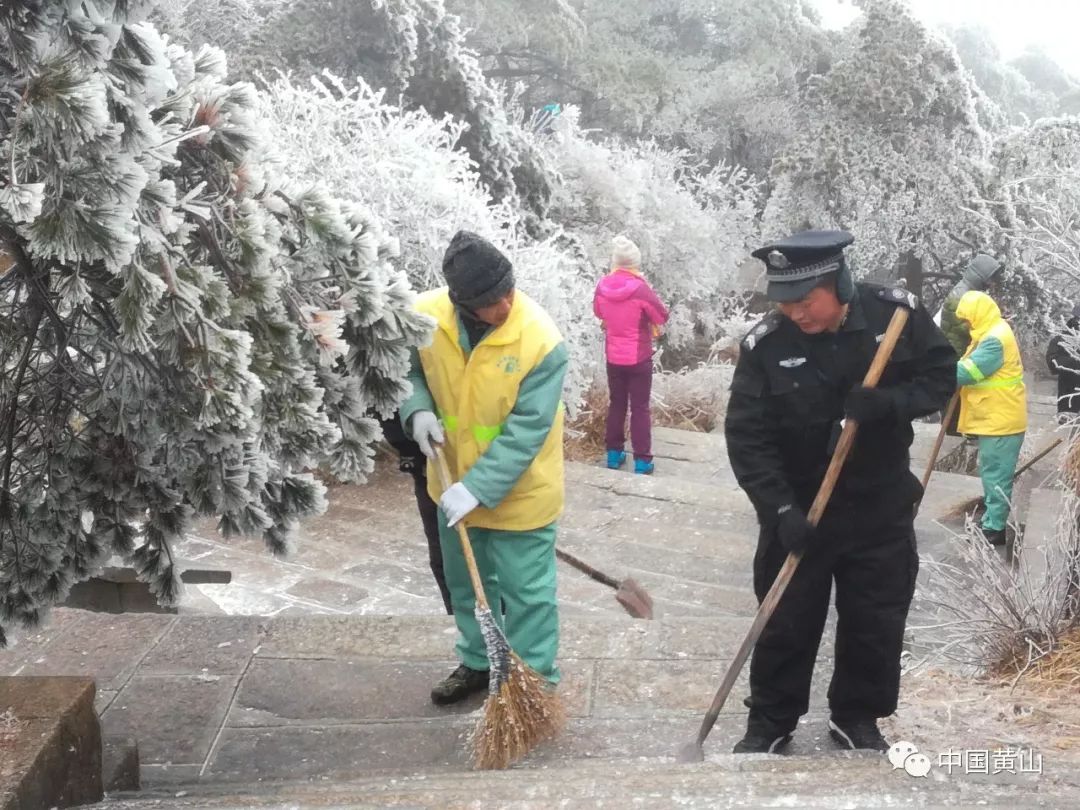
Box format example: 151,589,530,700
888,741,931,778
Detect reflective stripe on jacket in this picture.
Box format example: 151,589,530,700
415,288,565,531
956,291,1027,435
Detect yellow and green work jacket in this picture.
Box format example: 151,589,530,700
955,291,1027,435
401,288,567,531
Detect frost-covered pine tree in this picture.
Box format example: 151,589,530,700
764,0,1004,306
0,0,430,645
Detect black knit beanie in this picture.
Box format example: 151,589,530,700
441,230,515,310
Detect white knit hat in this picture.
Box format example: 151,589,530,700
610,235,641,270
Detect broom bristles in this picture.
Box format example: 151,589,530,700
470,605,565,769
942,494,984,520
470,652,565,769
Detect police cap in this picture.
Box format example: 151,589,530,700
751,229,855,303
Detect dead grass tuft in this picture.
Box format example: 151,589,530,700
994,625,1080,690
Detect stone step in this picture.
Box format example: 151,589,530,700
910,421,964,472
565,461,751,512
95,754,1070,808
653,425,726,454
6,612,851,792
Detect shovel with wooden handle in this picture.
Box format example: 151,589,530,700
555,546,654,619
677,305,911,763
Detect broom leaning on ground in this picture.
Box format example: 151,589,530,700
434,448,565,769
940,436,1064,520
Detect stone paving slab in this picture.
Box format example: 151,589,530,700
203,719,473,782
593,658,832,718
228,657,595,726
561,500,761,541
102,674,236,765
566,461,751,512
653,426,727,449
3,613,175,691
285,577,370,608
652,456,735,482
559,533,755,588
138,617,265,677
256,614,458,659
910,422,963,467
619,568,757,617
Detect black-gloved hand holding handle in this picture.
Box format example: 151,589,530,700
844,385,896,423
776,504,816,555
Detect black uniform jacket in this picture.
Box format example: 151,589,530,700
1046,331,1080,414
724,283,957,525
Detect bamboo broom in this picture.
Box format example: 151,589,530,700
434,448,564,769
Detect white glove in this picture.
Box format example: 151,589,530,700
409,410,444,459
440,482,480,527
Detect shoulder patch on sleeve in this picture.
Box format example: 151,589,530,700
741,312,782,352
876,286,920,310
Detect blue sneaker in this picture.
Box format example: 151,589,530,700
606,450,627,469
634,458,655,475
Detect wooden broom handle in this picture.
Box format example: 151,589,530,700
434,447,491,612
921,391,960,492
1012,437,1063,481
691,306,911,749
807,306,911,523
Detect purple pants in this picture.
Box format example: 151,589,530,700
605,359,653,461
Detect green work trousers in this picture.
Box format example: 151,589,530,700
438,512,560,684
977,432,1025,532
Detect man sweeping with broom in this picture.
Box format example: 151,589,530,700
401,231,567,752
725,230,956,754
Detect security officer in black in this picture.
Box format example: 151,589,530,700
725,230,956,754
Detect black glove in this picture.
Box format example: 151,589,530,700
844,385,896,423
776,505,816,556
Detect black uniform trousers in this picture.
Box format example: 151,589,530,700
747,498,919,731
380,416,452,614
408,462,453,614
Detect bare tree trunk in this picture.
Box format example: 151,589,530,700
900,250,924,300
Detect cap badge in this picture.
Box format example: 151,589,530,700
767,250,789,270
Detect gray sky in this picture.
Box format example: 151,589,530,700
811,0,1080,77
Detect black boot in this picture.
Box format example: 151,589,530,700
732,716,793,754
828,717,888,751
984,528,1007,547
430,664,489,706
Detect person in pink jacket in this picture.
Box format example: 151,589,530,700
593,236,670,474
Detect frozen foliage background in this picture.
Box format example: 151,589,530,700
8,0,1080,637
157,0,1080,344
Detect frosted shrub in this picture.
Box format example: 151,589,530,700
261,75,597,403
536,106,762,352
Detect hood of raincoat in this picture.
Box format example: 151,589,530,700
955,290,1002,345
596,268,647,302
